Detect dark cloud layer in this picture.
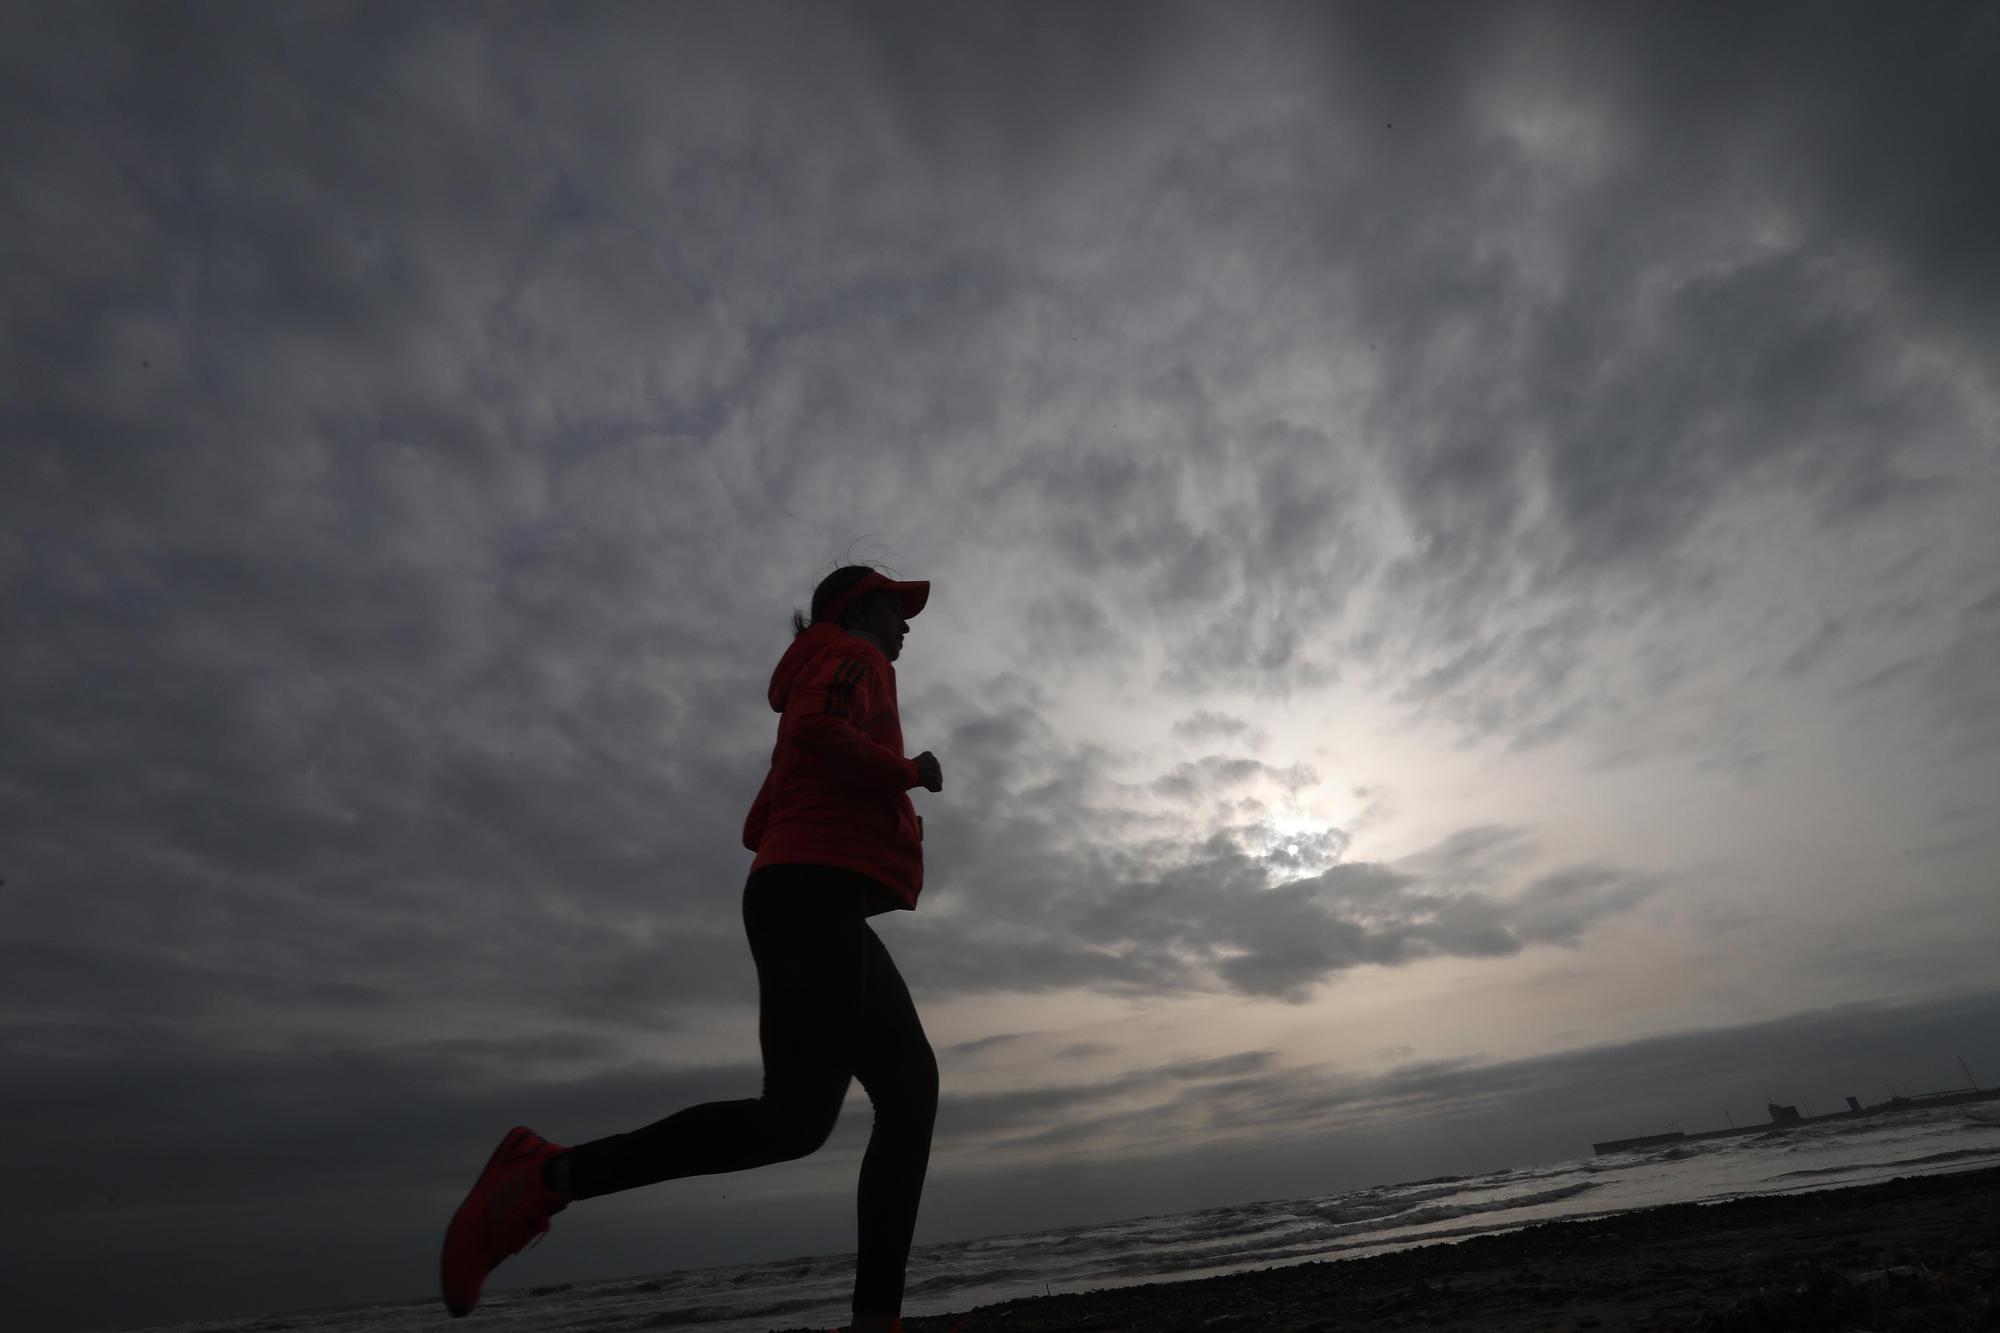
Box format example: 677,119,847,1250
3,3,1996,1330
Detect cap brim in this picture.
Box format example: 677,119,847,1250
887,579,929,618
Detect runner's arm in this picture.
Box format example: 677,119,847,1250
789,653,923,790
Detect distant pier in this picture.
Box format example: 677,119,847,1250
1591,1084,2000,1156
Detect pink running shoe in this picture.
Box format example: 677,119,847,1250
440,1125,570,1317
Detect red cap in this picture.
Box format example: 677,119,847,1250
819,571,929,625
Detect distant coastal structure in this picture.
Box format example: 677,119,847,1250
1591,1083,2000,1156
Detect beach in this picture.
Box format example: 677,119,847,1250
803,1166,2000,1332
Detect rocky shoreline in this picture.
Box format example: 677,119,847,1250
796,1165,2000,1332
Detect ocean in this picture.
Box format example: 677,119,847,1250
118,1100,2000,1333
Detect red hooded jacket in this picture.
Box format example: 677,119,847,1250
741,621,925,910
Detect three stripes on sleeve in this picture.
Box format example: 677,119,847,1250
822,659,867,719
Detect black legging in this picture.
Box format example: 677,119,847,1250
559,862,939,1317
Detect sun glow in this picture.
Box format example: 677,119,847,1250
1257,799,1347,883
1268,806,1330,843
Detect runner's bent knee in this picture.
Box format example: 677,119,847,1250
762,1084,847,1160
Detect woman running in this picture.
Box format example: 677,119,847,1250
441,565,944,1333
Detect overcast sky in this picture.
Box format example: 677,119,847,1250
5,2,1999,1329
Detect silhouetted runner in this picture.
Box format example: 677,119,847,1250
441,565,944,1333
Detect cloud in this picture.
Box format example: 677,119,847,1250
1023,585,1133,667
1908,615,2000,760
1780,617,1846,677
1170,709,1267,748
1509,865,1659,947
1393,825,1541,886
945,1031,1032,1060
901,814,1658,1004
1148,755,1317,801
0,0,1983,1059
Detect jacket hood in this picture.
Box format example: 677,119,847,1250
767,621,857,712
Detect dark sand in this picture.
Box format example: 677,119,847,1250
795,1166,2000,1332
